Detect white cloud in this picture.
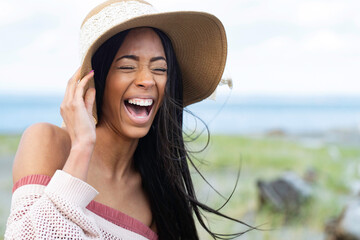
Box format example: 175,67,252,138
303,31,345,52
226,29,360,95
0,0,359,96
0,0,99,94
296,1,346,27
0,1,30,27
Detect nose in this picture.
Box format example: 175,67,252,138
134,67,155,90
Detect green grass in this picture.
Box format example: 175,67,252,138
1,133,359,240
0,134,21,156
188,134,360,239
0,134,21,240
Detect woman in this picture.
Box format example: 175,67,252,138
5,0,251,239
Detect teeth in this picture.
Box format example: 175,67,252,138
128,98,153,106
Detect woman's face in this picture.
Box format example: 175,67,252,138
101,28,167,139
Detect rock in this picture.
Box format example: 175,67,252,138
324,218,340,240
338,199,360,239
257,171,312,213
325,198,360,240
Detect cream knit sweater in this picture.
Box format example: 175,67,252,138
5,170,158,240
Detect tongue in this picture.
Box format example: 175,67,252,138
125,102,148,117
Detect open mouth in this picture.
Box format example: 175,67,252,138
124,98,154,119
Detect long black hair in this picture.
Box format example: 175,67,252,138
91,27,255,239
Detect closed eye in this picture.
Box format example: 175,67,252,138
153,68,167,72
118,66,135,70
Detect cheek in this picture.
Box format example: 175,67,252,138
158,78,167,99
103,79,126,110
153,80,167,115
106,75,129,97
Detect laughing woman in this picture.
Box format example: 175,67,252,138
5,0,250,239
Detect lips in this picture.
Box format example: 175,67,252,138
124,98,154,124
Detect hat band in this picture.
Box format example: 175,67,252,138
79,1,158,62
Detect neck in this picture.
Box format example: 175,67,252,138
89,122,139,181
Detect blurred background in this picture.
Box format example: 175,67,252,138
0,0,360,239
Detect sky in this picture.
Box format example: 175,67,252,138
0,0,359,96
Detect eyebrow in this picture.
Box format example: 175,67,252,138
150,56,166,62
115,55,166,63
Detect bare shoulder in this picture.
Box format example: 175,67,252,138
12,122,71,183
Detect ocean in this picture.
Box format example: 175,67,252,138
0,94,359,135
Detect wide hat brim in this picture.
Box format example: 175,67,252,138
79,2,227,121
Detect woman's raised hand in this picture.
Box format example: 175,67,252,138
61,68,96,147
60,68,96,181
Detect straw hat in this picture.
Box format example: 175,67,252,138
79,0,227,120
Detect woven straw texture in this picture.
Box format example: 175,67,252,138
79,0,227,120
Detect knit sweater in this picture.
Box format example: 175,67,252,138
5,170,158,240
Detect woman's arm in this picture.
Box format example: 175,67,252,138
12,122,71,183
60,68,96,181
6,69,99,239
6,169,101,239
13,68,96,183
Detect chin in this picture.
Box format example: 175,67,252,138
121,125,152,139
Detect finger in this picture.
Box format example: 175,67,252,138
84,87,96,116
64,67,81,102
72,66,81,82
75,70,94,100
78,69,94,87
